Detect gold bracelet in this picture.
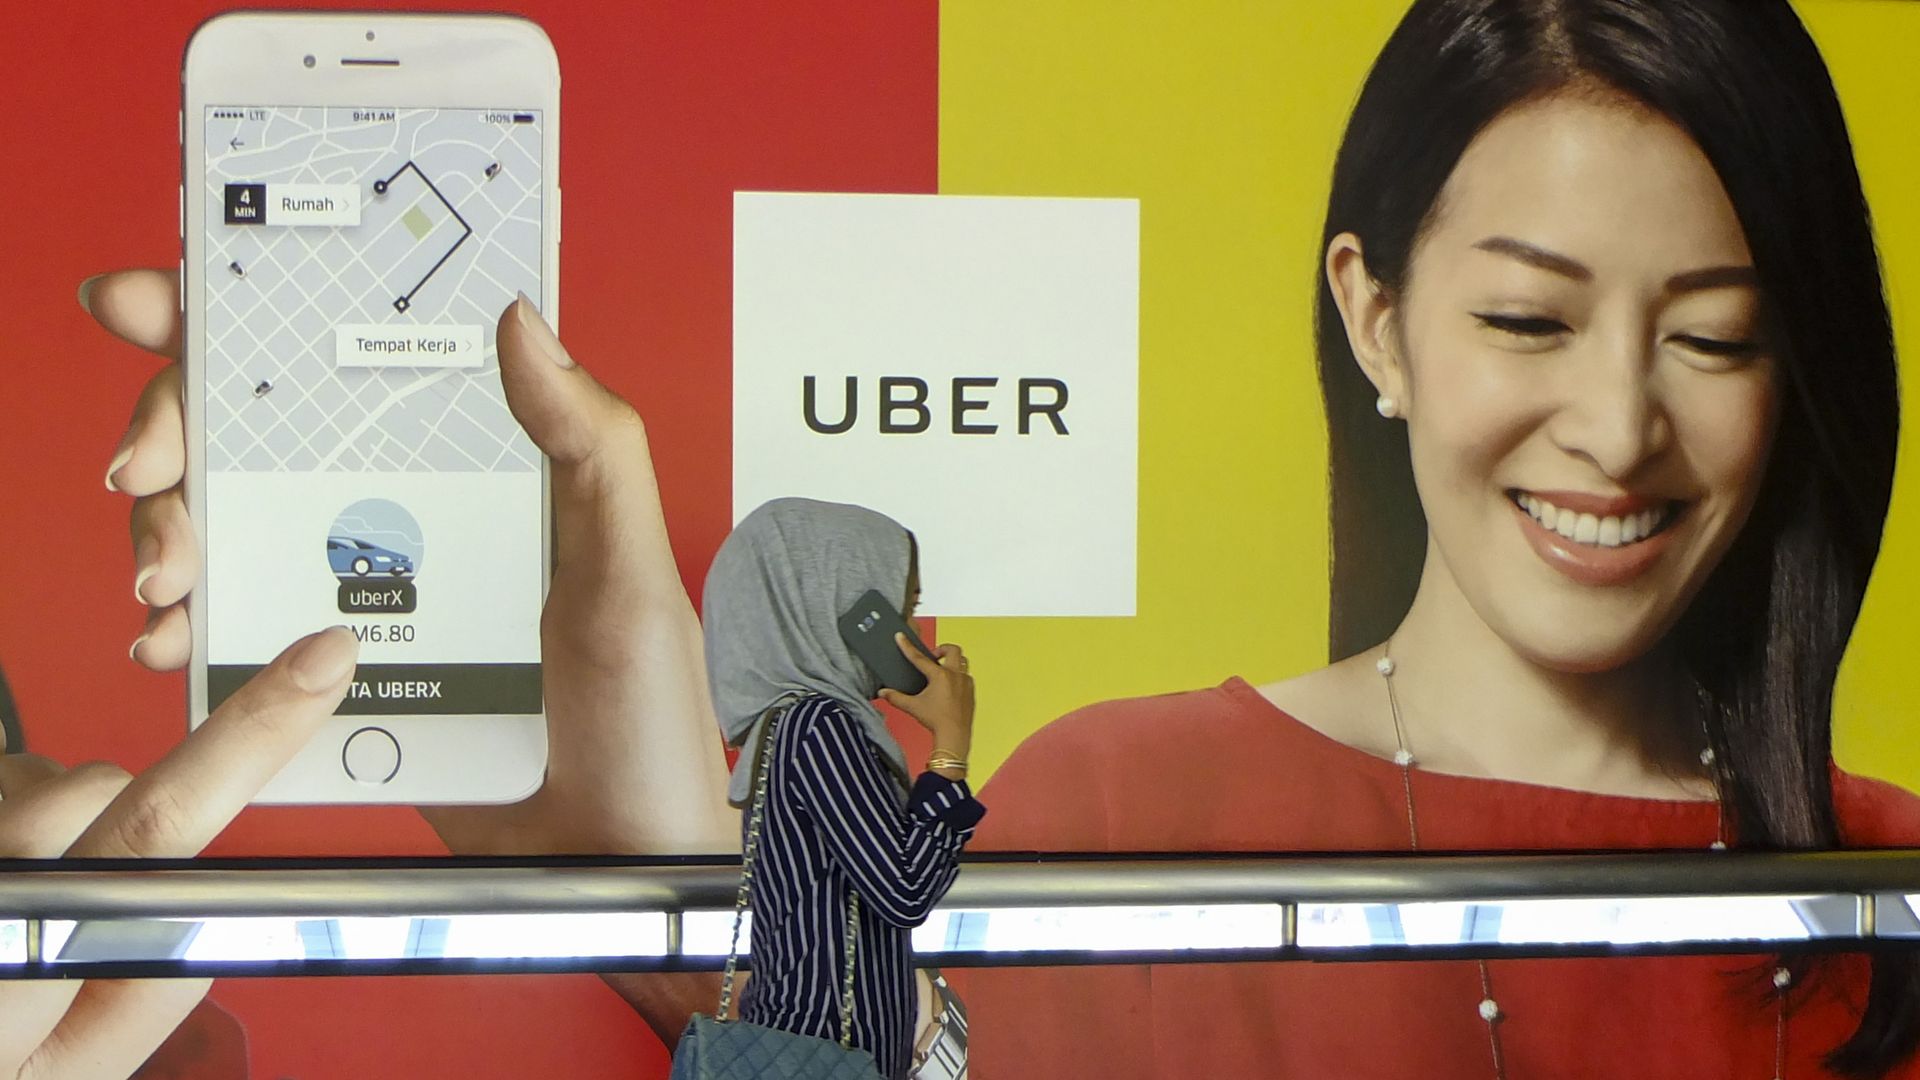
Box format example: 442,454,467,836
926,754,970,773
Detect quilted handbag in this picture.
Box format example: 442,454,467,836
671,1013,881,1080
671,704,884,1080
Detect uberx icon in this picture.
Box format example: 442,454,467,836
801,376,1070,436
734,193,1138,617
328,498,424,614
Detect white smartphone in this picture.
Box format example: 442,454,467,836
182,13,557,803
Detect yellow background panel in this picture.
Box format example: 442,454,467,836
939,0,1920,793
1804,1,1920,792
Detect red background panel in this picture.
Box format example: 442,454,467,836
210,973,670,1079
0,0,936,847
0,1,936,1074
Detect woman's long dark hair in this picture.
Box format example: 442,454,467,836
1317,0,1912,1071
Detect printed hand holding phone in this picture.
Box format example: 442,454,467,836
99,265,736,852
179,13,561,803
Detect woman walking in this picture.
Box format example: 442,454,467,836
702,497,984,1080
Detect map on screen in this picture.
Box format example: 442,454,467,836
201,105,542,473
198,103,547,710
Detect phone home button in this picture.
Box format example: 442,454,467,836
342,726,401,784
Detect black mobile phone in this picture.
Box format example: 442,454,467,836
839,589,936,695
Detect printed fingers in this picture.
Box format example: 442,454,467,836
0,760,133,1060
0,983,86,1080
130,605,192,672
0,751,64,799
0,761,133,858
81,269,182,360
127,487,195,670
24,979,214,1080
68,627,357,859
494,294,599,465
130,488,195,609
95,269,187,497
499,294,679,568
0,752,130,1075
495,297,683,596
106,365,185,497
494,292,644,472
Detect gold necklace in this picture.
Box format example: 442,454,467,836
1374,647,1791,1079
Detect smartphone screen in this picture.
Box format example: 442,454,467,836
198,104,544,720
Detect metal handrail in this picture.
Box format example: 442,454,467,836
2,851,1920,918
4,852,1920,977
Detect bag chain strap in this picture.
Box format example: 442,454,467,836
717,702,863,1052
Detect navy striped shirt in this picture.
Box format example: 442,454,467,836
740,694,985,1080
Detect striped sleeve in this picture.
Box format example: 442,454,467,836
910,771,986,832
786,700,985,927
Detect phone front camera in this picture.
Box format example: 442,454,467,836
366,30,376,41
302,54,316,68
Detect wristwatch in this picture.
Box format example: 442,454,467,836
910,969,968,1080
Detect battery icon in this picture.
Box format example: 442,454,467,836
512,113,535,124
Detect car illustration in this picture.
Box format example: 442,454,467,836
327,536,415,578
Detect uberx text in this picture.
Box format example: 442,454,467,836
802,376,1070,435
340,583,418,614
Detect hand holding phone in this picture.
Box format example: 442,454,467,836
181,13,560,803
839,588,936,693
837,589,973,756
97,271,740,853
877,634,975,766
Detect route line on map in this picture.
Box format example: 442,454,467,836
372,159,474,313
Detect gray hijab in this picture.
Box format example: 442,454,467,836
704,497,915,806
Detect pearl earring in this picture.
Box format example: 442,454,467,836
1375,395,1399,418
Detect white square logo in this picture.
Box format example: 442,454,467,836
733,193,1139,617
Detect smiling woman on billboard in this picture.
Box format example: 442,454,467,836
960,0,1920,1075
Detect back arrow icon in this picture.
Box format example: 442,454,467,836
229,137,244,150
